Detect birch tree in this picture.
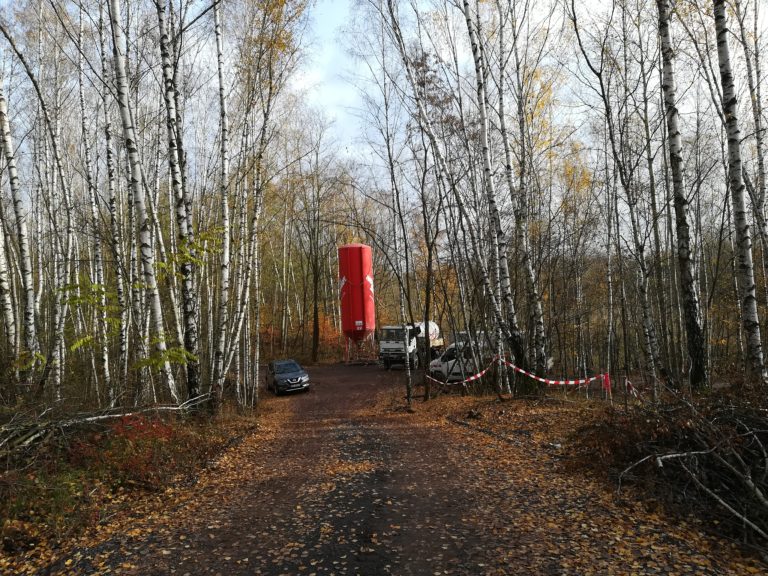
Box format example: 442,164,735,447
657,0,708,388
712,0,766,383
497,0,550,373
211,0,231,411
0,208,16,365
0,82,39,379
108,0,179,402
569,1,668,396
154,0,200,399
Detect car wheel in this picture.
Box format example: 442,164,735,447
383,359,391,370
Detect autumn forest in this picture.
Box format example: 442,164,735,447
1,0,768,568
0,0,761,405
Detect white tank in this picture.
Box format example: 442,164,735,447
414,321,440,341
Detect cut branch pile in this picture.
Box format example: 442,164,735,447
0,394,210,464
573,393,768,548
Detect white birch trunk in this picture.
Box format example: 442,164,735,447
498,0,547,372
225,132,251,380
713,0,767,383
108,0,179,402
154,0,200,400
212,0,231,410
604,135,614,398
734,0,768,319
0,83,39,373
462,0,527,368
657,0,708,389
79,3,112,402
100,3,128,396
735,0,766,240
0,218,16,354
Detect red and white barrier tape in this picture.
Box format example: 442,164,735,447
425,369,489,387
498,358,611,391
425,357,611,391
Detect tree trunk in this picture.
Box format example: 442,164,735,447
496,0,547,373
462,0,526,366
79,2,112,403
658,0,708,389
713,0,767,383
99,2,128,397
511,2,547,373
0,216,16,364
154,0,200,400
734,0,768,320
639,25,671,375
211,0,231,412
0,84,38,376
108,0,179,402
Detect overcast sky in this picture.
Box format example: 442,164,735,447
298,0,362,151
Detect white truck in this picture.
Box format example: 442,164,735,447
378,321,442,370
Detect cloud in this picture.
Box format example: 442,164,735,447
291,0,361,131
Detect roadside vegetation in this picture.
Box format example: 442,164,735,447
1,407,255,558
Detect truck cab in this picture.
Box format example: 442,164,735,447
378,325,420,369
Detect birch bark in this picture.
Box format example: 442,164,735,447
734,0,768,317
734,0,766,240
637,16,671,371
461,0,527,366
154,0,200,400
99,3,128,394
108,0,179,402
211,0,231,411
79,3,112,402
712,0,766,383
0,84,39,373
0,215,16,356
658,0,708,389
499,0,548,372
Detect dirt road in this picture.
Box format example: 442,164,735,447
39,364,761,575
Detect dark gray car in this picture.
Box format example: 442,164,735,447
266,359,310,395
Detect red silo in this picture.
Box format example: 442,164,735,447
338,244,375,342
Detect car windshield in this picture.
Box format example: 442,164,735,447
275,361,301,374
381,328,404,341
